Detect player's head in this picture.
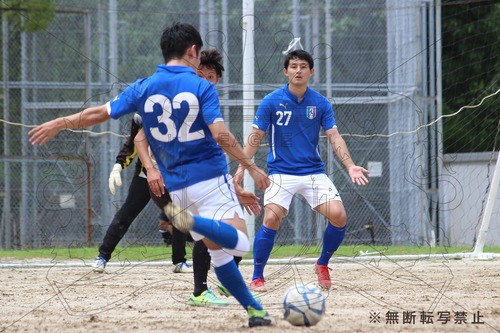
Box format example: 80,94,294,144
198,48,224,84
283,50,315,86
284,50,314,70
160,22,203,66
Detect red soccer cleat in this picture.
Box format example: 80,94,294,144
314,260,332,290
249,278,267,292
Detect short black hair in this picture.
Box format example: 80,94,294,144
284,50,314,69
160,22,203,63
200,48,224,78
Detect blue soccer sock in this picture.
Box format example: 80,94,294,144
213,255,262,311
191,215,238,249
252,225,277,280
318,223,346,266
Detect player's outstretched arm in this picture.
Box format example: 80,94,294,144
325,127,369,186
233,127,265,185
208,122,269,191
29,105,110,146
133,129,165,197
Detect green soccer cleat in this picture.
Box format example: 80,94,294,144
188,287,229,307
217,284,261,303
247,305,276,328
216,283,231,297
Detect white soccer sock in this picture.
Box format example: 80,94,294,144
189,230,204,241
223,229,250,257
208,248,234,267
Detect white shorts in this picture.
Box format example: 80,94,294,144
264,173,341,214
169,174,244,241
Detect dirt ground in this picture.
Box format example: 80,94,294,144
0,257,499,333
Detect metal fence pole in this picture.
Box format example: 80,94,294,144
2,16,11,249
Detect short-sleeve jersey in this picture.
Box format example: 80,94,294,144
253,84,336,176
107,64,227,191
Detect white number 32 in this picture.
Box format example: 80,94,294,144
144,93,205,142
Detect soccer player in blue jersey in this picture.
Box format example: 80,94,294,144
235,49,369,292
134,48,261,307
29,22,275,328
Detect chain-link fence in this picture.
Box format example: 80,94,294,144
0,0,439,249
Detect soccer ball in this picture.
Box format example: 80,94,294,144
282,284,326,326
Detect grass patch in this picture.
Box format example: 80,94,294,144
0,245,497,262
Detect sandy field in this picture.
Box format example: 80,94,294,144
0,257,499,333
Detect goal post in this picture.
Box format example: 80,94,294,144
472,147,500,258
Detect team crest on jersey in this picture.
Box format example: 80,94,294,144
306,106,316,119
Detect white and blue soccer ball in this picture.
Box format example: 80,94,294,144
282,284,326,327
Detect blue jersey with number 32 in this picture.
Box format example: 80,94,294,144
253,84,336,176
107,65,227,191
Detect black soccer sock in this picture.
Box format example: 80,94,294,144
234,256,242,267
171,227,187,264
192,240,211,296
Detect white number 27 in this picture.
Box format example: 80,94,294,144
276,111,292,126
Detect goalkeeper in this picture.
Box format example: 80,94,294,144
92,113,193,275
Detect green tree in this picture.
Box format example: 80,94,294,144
1,0,55,32
442,1,500,153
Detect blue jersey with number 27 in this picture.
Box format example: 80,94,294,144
253,84,336,176
107,64,227,191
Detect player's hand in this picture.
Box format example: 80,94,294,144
146,167,165,197
234,181,262,216
108,164,123,195
348,165,369,186
247,165,270,191
28,118,65,146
